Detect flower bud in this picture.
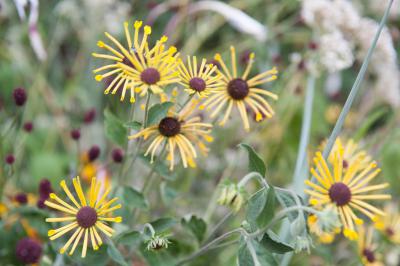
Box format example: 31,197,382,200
13,88,27,106
15,238,42,264
217,183,244,212
88,145,100,162
70,129,81,140
147,235,171,251
23,122,34,133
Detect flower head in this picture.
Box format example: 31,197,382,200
15,237,42,264
293,234,314,254
45,177,122,257
93,21,180,102
200,46,278,131
357,226,383,266
325,138,371,170
374,203,400,244
146,235,171,251
178,56,223,97
305,142,391,240
129,101,213,170
217,182,245,212
13,87,27,106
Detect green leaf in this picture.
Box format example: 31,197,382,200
246,187,276,230
124,120,142,130
256,186,276,228
275,190,304,222
104,109,128,146
261,230,293,254
147,102,174,126
239,143,266,177
107,242,128,266
140,154,177,181
150,217,177,233
181,215,207,242
140,243,177,266
238,238,278,266
116,230,142,246
120,186,148,209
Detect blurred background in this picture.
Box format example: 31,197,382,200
0,0,399,265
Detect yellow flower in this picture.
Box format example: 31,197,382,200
200,46,278,131
45,177,122,258
0,202,8,217
305,145,391,241
129,101,213,170
324,138,371,170
374,203,400,244
93,20,180,102
178,56,223,97
357,226,383,266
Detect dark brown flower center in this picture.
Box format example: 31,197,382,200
141,68,160,85
362,249,376,263
158,117,181,137
189,77,206,92
386,227,395,236
329,182,351,206
227,78,249,100
76,206,98,228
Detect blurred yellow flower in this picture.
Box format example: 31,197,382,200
357,226,383,266
305,144,390,240
323,138,372,170
93,20,180,102
374,203,400,244
45,177,122,258
200,46,278,131
129,101,213,170
178,56,223,97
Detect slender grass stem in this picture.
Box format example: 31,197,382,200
321,0,395,161
292,75,315,194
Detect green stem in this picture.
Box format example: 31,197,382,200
292,75,315,194
122,93,152,179
178,205,319,265
321,0,394,161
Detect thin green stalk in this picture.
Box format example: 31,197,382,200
292,75,315,194
118,103,136,184
178,205,319,265
178,94,195,112
281,2,395,266
123,93,152,176
321,0,394,161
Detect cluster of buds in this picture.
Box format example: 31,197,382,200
217,182,246,212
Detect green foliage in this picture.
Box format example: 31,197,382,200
119,185,148,210
116,230,142,246
261,231,293,254
240,143,267,177
147,102,174,126
124,121,142,130
104,108,128,146
181,215,207,243
107,242,129,266
238,238,278,266
246,187,276,230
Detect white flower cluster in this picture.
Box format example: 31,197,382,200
302,0,400,107
369,0,400,19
